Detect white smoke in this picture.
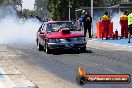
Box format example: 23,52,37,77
0,6,41,44
111,12,123,35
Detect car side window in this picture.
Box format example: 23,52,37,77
46,24,52,32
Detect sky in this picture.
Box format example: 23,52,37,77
22,0,35,10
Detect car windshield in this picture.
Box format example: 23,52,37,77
46,22,77,32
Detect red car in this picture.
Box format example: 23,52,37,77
36,21,87,54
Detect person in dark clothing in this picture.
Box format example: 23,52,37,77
36,16,42,22
128,13,132,43
29,14,33,18
82,13,92,38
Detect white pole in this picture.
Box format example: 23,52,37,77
69,1,71,21
91,0,94,36
91,0,93,19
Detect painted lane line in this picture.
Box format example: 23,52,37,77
0,68,16,88
0,72,4,78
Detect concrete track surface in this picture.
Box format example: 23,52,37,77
0,40,132,88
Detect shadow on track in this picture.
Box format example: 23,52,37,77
52,49,93,55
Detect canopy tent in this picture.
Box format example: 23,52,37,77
78,2,132,10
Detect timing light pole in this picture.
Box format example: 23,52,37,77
91,0,93,19
69,1,71,21
91,0,94,36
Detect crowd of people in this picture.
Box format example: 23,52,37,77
76,11,132,43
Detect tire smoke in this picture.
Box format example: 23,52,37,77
0,6,41,44
111,12,123,35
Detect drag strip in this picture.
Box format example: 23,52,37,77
1,42,132,88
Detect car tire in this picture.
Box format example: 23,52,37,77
45,44,52,54
38,43,44,51
80,46,86,52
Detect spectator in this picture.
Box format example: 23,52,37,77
82,12,92,38
120,11,129,39
128,13,132,43
101,12,110,40
79,16,84,30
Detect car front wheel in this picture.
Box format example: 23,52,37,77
45,44,52,54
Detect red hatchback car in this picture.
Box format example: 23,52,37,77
36,21,87,54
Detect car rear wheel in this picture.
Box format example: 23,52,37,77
38,43,44,51
45,44,52,54
80,46,86,52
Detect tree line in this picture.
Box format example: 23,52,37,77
0,0,131,20
0,0,22,16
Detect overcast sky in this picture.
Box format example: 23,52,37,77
22,0,35,10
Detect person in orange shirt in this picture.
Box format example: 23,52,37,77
101,12,110,40
120,11,129,39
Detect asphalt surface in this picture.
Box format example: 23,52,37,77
1,40,132,88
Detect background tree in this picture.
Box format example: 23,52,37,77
94,0,129,6
0,0,23,17
38,0,131,20
34,0,49,19
0,0,10,6
0,0,22,10
11,0,22,10
46,0,90,20
11,0,23,16
22,9,36,19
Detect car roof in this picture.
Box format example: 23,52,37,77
44,21,72,24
